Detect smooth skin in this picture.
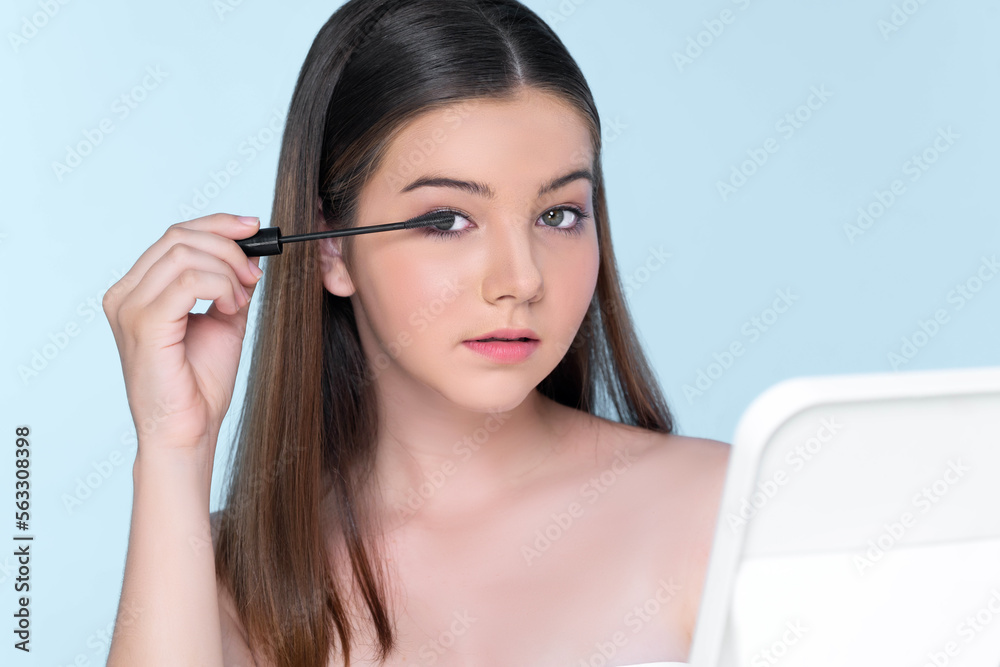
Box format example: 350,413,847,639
105,87,729,666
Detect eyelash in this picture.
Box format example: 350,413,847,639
420,205,591,241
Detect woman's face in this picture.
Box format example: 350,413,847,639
320,86,600,414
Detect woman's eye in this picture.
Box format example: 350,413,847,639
538,208,579,229
429,212,472,233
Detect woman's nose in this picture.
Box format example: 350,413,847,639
479,219,544,305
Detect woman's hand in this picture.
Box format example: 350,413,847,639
103,213,265,458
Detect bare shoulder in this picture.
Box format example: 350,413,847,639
209,510,263,666
590,415,731,487
642,430,731,487
632,427,726,529
630,429,731,547
592,419,731,638
584,416,731,536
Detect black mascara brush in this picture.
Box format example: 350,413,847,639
236,211,456,256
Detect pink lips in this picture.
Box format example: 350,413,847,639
463,327,540,364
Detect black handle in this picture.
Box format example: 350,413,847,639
237,227,283,256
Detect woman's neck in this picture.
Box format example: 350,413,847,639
369,387,580,531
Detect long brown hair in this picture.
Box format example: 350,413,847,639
214,1,675,665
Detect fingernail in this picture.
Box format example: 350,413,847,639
240,284,251,303
237,216,259,226
247,257,264,279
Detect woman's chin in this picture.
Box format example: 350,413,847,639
434,381,537,416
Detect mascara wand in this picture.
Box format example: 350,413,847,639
237,211,456,256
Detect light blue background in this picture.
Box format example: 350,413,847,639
1,0,997,663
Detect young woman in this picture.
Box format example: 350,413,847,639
103,1,729,665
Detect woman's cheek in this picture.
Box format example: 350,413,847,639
559,239,598,298
396,264,469,340
555,244,600,348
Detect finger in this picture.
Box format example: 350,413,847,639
123,244,250,318
151,220,262,290
202,286,253,334
106,214,262,309
128,269,245,345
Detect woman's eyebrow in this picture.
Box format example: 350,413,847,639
399,169,593,199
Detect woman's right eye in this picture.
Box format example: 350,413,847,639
422,210,473,239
